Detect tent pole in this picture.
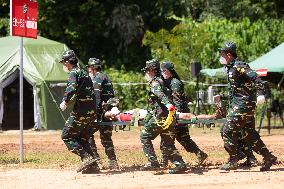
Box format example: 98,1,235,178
277,74,284,89
19,37,24,164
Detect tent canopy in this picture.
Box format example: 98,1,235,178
201,42,284,77
0,36,69,130
0,36,68,83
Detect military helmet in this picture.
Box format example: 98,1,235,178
88,58,102,68
161,61,175,72
218,41,237,55
59,50,78,65
160,61,180,79
141,59,160,72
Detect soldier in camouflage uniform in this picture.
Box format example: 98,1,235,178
218,42,277,171
218,94,257,167
59,50,100,173
87,58,119,170
140,59,187,174
160,61,208,166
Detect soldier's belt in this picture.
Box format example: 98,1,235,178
95,118,226,126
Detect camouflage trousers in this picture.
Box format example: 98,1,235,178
221,125,254,159
175,124,202,154
161,124,203,162
89,124,117,161
140,114,185,166
222,109,270,161
61,111,96,160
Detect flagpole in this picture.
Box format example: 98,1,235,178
20,36,24,164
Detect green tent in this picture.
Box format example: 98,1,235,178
249,42,284,73
201,42,284,77
0,36,70,130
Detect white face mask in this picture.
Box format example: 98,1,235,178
63,65,69,73
144,73,152,82
219,56,227,65
89,72,94,79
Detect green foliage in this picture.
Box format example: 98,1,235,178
104,68,147,111
143,17,284,100
1,0,284,71
143,17,284,80
0,18,9,37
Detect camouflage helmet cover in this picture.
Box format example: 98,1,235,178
59,50,78,65
141,59,160,72
88,58,102,68
218,41,237,55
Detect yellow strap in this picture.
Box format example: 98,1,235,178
162,110,175,130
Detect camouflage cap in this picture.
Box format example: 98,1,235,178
59,50,78,65
88,58,102,68
141,59,160,72
218,41,237,55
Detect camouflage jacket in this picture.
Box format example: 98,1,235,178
62,67,96,113
225,58,265,112
92,72,114,110
147,76,173,118
164,77,189,113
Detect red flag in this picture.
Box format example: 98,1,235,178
10,0,38,39
256,68,268,77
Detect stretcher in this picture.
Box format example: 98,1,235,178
95,118,227,131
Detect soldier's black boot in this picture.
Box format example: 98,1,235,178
168,163,187,174
160,156,169,169
260,154,277,171
81,163,101,174
219,157,238,171
160,159,168,168
109,160,120,171
239,155,257,167
219,161,238,171
196,151,208,165
140,161,160,171
77,155,97,173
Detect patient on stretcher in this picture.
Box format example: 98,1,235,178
102,95,226,122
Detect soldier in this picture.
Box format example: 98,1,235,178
218,42,277,171
160,61,208,167
59,50,100,173
87,58,119,170
140,59,187,174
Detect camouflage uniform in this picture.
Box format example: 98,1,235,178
87,58,118,168
140,59,186,174
218,95,256,166
161,62,208,165
59,50,98,173
219,42,277,171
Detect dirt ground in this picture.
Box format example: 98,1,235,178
0,128,284,189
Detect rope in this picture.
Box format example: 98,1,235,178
43,80,67,122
